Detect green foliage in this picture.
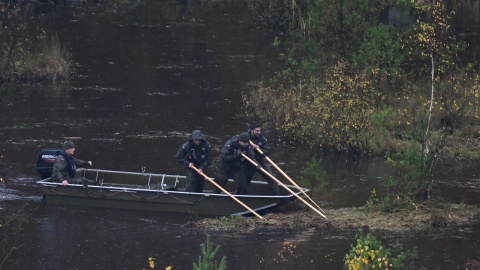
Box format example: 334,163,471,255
364,189,379,211
406,1,465,78
246,0,388,154
371,106,395,132
0,1,70,86
1,1,43,83
369,134,442,208
394,0,416,10
352,24,405,80
313,61,379,152
435,70,480,129
216,215,243,224
344,232,421,270
272,36,281,47
247,0,308,37
298,156,328,199
193,235,227,270
365,188,395,213
244,0,480,169
389,241,423,270
386,141,431,201
345,233,392,270
246,59,380,154
379,195,394,213
306,0,388,59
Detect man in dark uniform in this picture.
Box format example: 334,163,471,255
245,122,280,195
213,132,256,195
51,141,93,187
175,130,212,193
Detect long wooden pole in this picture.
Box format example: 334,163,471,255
190,165,263,219
241,154,327,219
249,140,326,214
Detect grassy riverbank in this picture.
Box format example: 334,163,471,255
189,202,480,232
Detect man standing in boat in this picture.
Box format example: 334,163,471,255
175,130,212,193
51,141,93,188
245,122,280,195
213,132,256,195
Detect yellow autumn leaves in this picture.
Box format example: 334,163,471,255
145,257,172,270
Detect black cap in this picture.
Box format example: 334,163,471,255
190,130,204,140
238,132,249,143
63,141,75,150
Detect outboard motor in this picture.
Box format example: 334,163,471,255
36,148,61,179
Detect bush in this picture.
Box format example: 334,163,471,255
344,232,422,270
20,34,72,81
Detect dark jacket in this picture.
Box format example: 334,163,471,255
247,130,271,159
50,150,89,182
175,131,212,171
218,135,256,171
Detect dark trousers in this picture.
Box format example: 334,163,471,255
213,166,248,195
185,169,205,193
244,159,280,195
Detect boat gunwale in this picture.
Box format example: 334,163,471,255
36,168,309,199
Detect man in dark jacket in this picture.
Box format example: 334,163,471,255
51,141,93,187
213,132,256,195
175,130,212,192
245,122,280,195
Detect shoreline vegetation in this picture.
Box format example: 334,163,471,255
21,34,72,82
189,202,480,232
0,2,71,89
244,0,480,162
187,200,480,268
187,202,480,269
242,0,480,220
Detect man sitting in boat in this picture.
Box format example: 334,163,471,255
245,122,280,195
213,132,256,195
51,141,93,188
175,130,212,193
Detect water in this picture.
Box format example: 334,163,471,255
1,1,479,269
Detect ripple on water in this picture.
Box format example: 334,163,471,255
439,178,480,190
0,188,43,202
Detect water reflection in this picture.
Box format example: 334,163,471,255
32,207,198,269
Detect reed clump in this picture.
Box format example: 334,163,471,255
19,34,72,82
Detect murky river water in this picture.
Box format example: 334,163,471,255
1,1,479,269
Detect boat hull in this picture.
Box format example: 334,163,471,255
37,168,306,216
